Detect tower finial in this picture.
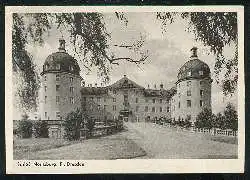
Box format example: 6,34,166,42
58,37,66,52
190,47,198,58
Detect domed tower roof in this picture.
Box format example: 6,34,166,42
177,47,211,83
41,38,80,76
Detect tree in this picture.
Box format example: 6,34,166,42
224,103,238,131
195,108,214,129
17,114,33,138
33,120,49,138
156,12,238,95
85,117,96,138
63,108,84,141
214,112,226,129
13,12,238,111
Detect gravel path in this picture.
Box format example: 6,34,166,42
123,122,237,159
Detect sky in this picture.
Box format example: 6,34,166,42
13,12,237,119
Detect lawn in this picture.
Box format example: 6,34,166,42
13,131,147,160
14,138,78,160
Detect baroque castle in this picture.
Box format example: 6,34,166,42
39,38,212,138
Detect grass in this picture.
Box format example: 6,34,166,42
207,135,238,145
13,131,147,160
13,138,78,160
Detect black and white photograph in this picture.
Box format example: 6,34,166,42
5,6,244,173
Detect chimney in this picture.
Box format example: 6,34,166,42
190,47,198,59
58,37,66,52
101,83,103,87
147,84,150,89
90,84,92,88
154,84,157,89
95,83,98,87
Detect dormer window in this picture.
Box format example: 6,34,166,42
187,71,191,76
199,71,203,75
69,65,74,71
45,64,49,70
56,64,61,70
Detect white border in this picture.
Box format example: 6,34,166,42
5,6,245,174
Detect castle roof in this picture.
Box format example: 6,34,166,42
41,38,80,76
177,47,211,83
108,75,144,89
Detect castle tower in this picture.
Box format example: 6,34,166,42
40,38,82,122
171,47,212,125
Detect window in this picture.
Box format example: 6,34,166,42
187,81,191,87
136,106,139,112
199,70,203,75
113,98,116,102
70,97,74,104
187,100,191,107
152,107,155,112
56,96,60,104
160,99,162,103
45,96,47,104
152,99,156,103
56,112,60,119
56,85,60,91
200,90,204,97
56,64,60,70
160,107,162,112
104,97,107,103
56,74,60,81
178,102,181,108
70,77,73,83
97,97,101,102
166,99,169,104
70,87,74,93
113,105,116,111
69,65,74,71
97,105,100,110
104,105,107,111
187,90,191,96
200,100,204,107
44,86,47,92
136,98,138,103
113,90,117,94
45,112,47,118
187,115,191,121
187,71,192,76
145,106,148,112
45,64,49,70
44,75,47,81
167,107,170,112
200,81,204,86
145,99,148,103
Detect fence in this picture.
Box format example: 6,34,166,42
158,122,238,137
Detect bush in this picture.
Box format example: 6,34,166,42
86,117,95,138
224,103,238,131
63,108,84,141
17,114,33,138
195,108,214,129
33,120,49,138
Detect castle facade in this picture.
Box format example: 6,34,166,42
39,39,212,138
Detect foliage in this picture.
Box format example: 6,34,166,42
195,108,214,129
224,103,238,131
17,114,33,138
33,120,49,138
86,117,96,138
214,112,226,129
63,108,84,141
13,13,148,111
156,12,238,95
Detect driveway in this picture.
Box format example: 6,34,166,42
123,122,237,159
